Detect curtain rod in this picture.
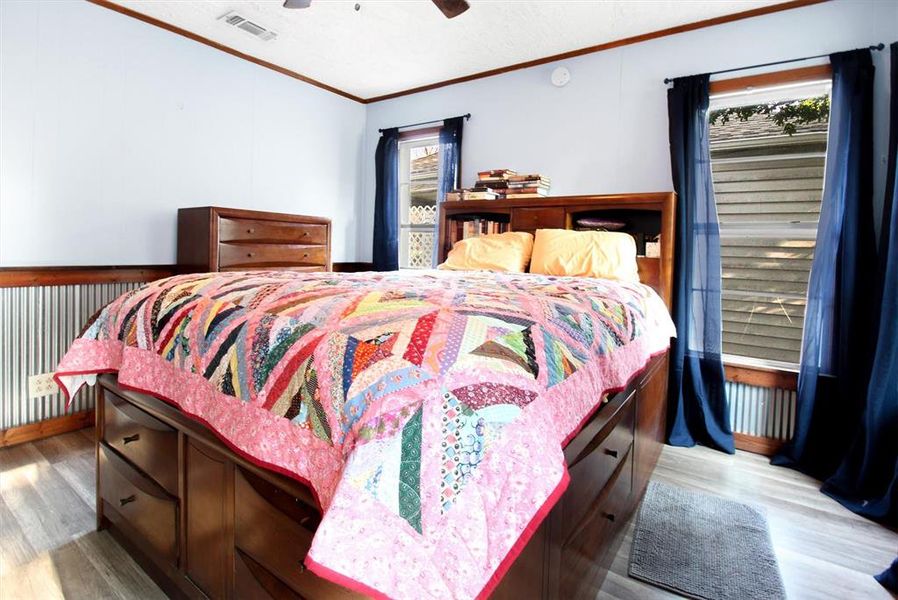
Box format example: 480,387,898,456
663,43,884,85
378,113,470,134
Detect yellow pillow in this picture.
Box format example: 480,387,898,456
529,229,639,282
439,231,534,273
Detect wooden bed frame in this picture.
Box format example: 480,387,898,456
94,192,676,599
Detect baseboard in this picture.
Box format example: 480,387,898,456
734,432,784,456
0,410,94,447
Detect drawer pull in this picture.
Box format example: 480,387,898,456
247,252,255,258
246,228,255,234
302,253,309,259
604,448,619,458
603,512,616,523
119,494,137,507
302,231,309,237
122,433,140,445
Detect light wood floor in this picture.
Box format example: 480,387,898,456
0,430,895,599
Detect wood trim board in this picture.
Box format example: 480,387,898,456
724,363,798,390
331,262,375,273
86,0,829,104
0,266,178,288
734,432,785,456
710,63,832,95
365,0,830,103
0,410,94,448
398,126,442,140
0,263,374,287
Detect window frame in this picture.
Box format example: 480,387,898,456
709,64,832,375
397,129,441,270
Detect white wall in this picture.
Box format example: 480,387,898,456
363,0,897,261
0,0,366,266
2,1,893,266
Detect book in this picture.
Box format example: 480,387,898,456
478,169,517,178
472,181,509,190
508,183,549,190
504,186,549,194
508,174,551,184
505,193,548,199
461,190,499,201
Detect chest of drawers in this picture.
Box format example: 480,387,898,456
177,207,331,273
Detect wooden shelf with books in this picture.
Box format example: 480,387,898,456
437,193,677,307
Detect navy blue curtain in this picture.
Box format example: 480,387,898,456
772,50,878,480
877,558,898,594
373,128,400,271
666,74,734,454
820,43,897,524
434,117,464,265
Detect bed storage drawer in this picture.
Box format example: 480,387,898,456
219,217,328,245
99,444,178,565
235,549,303,600
234,467,354,598
218,242,328,270
103,391,179,495
560,450,633,599
562,390,635,540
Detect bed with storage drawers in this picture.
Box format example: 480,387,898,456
57,193,676,599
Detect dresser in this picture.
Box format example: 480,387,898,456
177,207,331,273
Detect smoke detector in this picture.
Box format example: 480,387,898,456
218,11,278,42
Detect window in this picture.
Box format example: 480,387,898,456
398,135,439,269
709,72,831,369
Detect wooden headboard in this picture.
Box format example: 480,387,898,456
437,193,677,309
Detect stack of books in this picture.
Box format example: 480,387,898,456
443,169,552,201
444,188,499,201
505,174,551,198
474,169,517,194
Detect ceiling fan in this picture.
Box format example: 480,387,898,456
283,0,470,19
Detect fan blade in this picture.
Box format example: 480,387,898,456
432,0,469,18
283,0,312,8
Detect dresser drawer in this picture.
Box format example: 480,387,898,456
218,243,328,270
511,207,565,232
562,392,635,540
234,468,356,598
99,444,178,565
219,217,328,245
103,391,178,495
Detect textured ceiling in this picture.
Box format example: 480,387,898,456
107,0,789,100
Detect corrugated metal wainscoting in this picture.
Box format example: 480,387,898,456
0,283,141,429
727,380,797,441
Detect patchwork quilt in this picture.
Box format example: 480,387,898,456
56,269,675,599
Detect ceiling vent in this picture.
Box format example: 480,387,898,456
218,11,277,42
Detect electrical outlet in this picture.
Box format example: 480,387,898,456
28,372,58,398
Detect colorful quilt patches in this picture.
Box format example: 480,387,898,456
58,269,675,599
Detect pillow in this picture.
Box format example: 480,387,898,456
529,229,639,282
438,231,534,273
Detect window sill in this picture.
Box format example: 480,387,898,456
723,359,798,391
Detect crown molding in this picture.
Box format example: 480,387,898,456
88,0,829,105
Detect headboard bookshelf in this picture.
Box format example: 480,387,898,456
438,193,677,309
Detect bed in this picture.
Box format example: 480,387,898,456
56,192,676,599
